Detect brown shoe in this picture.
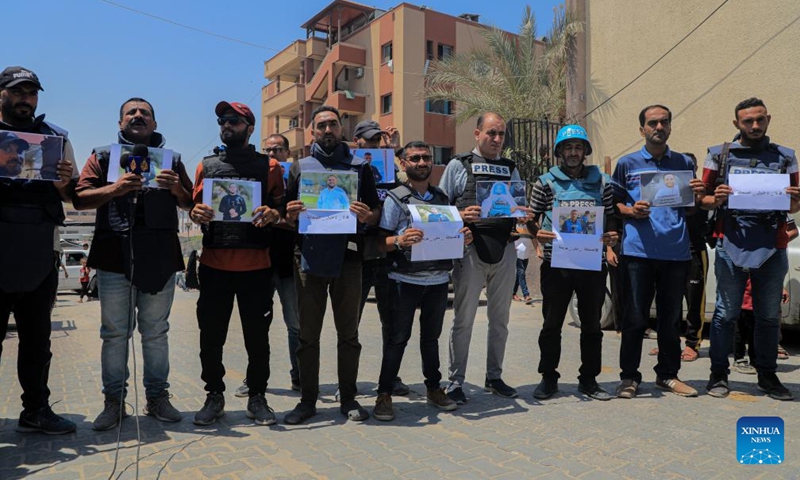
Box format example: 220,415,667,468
373,393,394,421
427,388,457,411
655,377,698,397
616,379,639,399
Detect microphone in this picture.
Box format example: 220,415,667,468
120,144,150,204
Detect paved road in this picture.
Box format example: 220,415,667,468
1,282,798,479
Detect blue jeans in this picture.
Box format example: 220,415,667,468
378,279,448,394
97,269,175,399
271,272,300,384
709,247,786,375
513,258,530,297
620,257,688,382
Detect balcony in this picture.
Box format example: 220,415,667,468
306,42,367,102
264,37,327,80
263,83,305,117
327,90,366,115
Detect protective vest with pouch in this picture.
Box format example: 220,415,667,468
297,154,367,277
385,184,454,274
453,152,516,264
710,140,793,269
537,164,606,233
0,120,67,293
201,146,272,250
93,143,183,293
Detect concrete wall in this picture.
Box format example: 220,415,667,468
580,0,800,165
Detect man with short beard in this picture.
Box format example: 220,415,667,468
283,106,380,425
0,131,28,177
372,141,470,421
700,97,800,401
76,97,194,431
0,66,78,434
612,104,706,399
190,101,285,426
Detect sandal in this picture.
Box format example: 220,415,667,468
648,347,659,356
778,344,790,360
524,296,534,304
680,346,699,362
512,295,523,302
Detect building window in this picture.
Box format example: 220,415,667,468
432,146,453,165
438,44,454,60
425,99,453,115
426,40,434,61
381,42,393,63
381,94,393,114
289,117,299,129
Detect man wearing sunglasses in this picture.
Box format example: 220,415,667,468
76,97,194,431
373,141,470,421
234,133,301,399
190,101,285,426
0,66,79,435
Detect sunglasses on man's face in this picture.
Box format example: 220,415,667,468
405,154,432,163
217,116,249,127
264,147,285,154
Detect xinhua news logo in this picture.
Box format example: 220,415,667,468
737,416,784,465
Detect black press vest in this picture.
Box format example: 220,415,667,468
386,184,454,274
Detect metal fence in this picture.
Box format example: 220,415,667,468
504,118,565,184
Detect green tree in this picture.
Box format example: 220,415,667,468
423,5,582,124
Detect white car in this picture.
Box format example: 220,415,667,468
57,249,97,297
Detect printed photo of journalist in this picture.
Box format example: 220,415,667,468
114,144,169,188
558,209,597,235
208,179,258,222
0,130,62,180
299,171,358,210
414,205,457,223
476,180,527,218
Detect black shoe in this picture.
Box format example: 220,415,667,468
246,394,276,425
392,377,410,396
340,400,369,421
193,392,225,426
484,378,518,398
447,386,468,405
145,391,182,423
757,372,794,401
284,402,317,425
578,381,611,401
533,377,558,400
706,372,730,398
290,379,301,392
17,406,76,435
92,397,130,431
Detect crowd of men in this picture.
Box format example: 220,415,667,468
0,63,796,435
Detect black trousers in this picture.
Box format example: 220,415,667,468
0,268,58,411
683,249,708,349
538,261,606,383
197,265,273,396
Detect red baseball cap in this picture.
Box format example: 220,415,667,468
215,101,255,125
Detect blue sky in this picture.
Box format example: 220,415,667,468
4,0,560,174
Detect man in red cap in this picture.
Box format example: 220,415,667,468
190,101,285,426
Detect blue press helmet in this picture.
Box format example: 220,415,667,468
553,124,592,158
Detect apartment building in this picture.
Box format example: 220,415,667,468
261,0,499,163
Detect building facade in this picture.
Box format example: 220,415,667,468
567,0,800,164
261,0,500,163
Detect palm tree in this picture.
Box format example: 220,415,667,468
423,5,582,124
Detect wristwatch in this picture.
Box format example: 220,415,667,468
393,236,402,251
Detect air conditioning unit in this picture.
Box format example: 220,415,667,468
355,67,365,78
387,59,393,73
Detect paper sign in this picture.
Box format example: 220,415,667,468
550,206,604,271
299,171,358,210
0,129,63,181
408,205,464,261
203,178,261,222
108,144,174,189
728,173,790,211
640,170,695,207
298,210,357,234
477,180,527,218
354,148,396,185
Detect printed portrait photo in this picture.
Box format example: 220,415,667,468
412,204,457,223
554,206,604,236
640,170,694,207
476,180,527,218
203,178,261,222
108,144,174,188
0,129,63,181
299,171,358,210
354,148,396,185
